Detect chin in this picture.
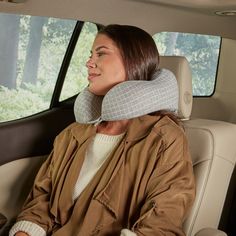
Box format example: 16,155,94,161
88,86,106,96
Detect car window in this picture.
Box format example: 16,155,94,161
153,32,221,96
59,22,98,101
0,13,76,123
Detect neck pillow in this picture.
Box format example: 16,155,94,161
74,68,178,124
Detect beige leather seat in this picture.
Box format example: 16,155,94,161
160,56,236,236
0,156,47,234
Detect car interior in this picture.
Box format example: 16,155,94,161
0,0,236,235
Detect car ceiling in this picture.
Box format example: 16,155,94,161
0,0,236,38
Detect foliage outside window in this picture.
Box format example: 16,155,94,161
153,32,221,96
0,13,76,122
60,22,98,101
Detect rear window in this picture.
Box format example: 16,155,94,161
153,32,221,96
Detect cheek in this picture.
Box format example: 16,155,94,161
89,57,126,95
106,61,126,83
103,70,125,87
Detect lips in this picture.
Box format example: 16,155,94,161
88,73,101,81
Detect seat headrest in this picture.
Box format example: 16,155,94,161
159,56,193,120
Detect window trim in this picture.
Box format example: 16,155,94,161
50,21,84,108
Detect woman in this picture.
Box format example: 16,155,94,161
10,24,195,236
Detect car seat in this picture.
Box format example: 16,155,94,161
159,55,236,236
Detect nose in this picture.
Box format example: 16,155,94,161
86,57,97,69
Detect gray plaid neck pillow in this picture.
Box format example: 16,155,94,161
74,69,178,124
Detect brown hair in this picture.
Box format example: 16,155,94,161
98,24,159,81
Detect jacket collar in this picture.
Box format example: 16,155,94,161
71,115,163,144
71,123,97,144
125,115,162,142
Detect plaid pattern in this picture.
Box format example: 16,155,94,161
74,88,103,124
74,69,178,124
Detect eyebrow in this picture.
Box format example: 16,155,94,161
90,46,110,54
95,46,110,51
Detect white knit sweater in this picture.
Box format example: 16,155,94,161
72,132,124,200
9,132,136,236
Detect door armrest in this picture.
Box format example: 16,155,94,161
0,213,7,229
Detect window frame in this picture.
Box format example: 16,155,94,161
49,21,84,109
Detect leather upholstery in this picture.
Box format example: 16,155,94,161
160,55,236,236
160,55,193,120
0,156,46,234
195,228,227,236
184,119,236,235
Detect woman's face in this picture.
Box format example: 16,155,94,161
86,34,126,95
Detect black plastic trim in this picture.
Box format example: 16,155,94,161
50,21,84,108
0,106,75,166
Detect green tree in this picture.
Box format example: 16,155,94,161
164,32,178,55
21,17,48,86
154,32,220,96
176,34,220,95
0,14,20,89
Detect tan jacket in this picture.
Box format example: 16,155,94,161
17,115,195,236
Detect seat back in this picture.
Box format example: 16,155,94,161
0,155,46,234
159,56,236,236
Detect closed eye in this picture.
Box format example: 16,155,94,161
97,51,106,57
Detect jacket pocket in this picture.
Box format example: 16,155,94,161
131,200,156,231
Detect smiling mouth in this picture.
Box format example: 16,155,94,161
88,73,101,81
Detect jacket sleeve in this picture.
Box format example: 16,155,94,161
15,149,55,234
132,133,196,236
